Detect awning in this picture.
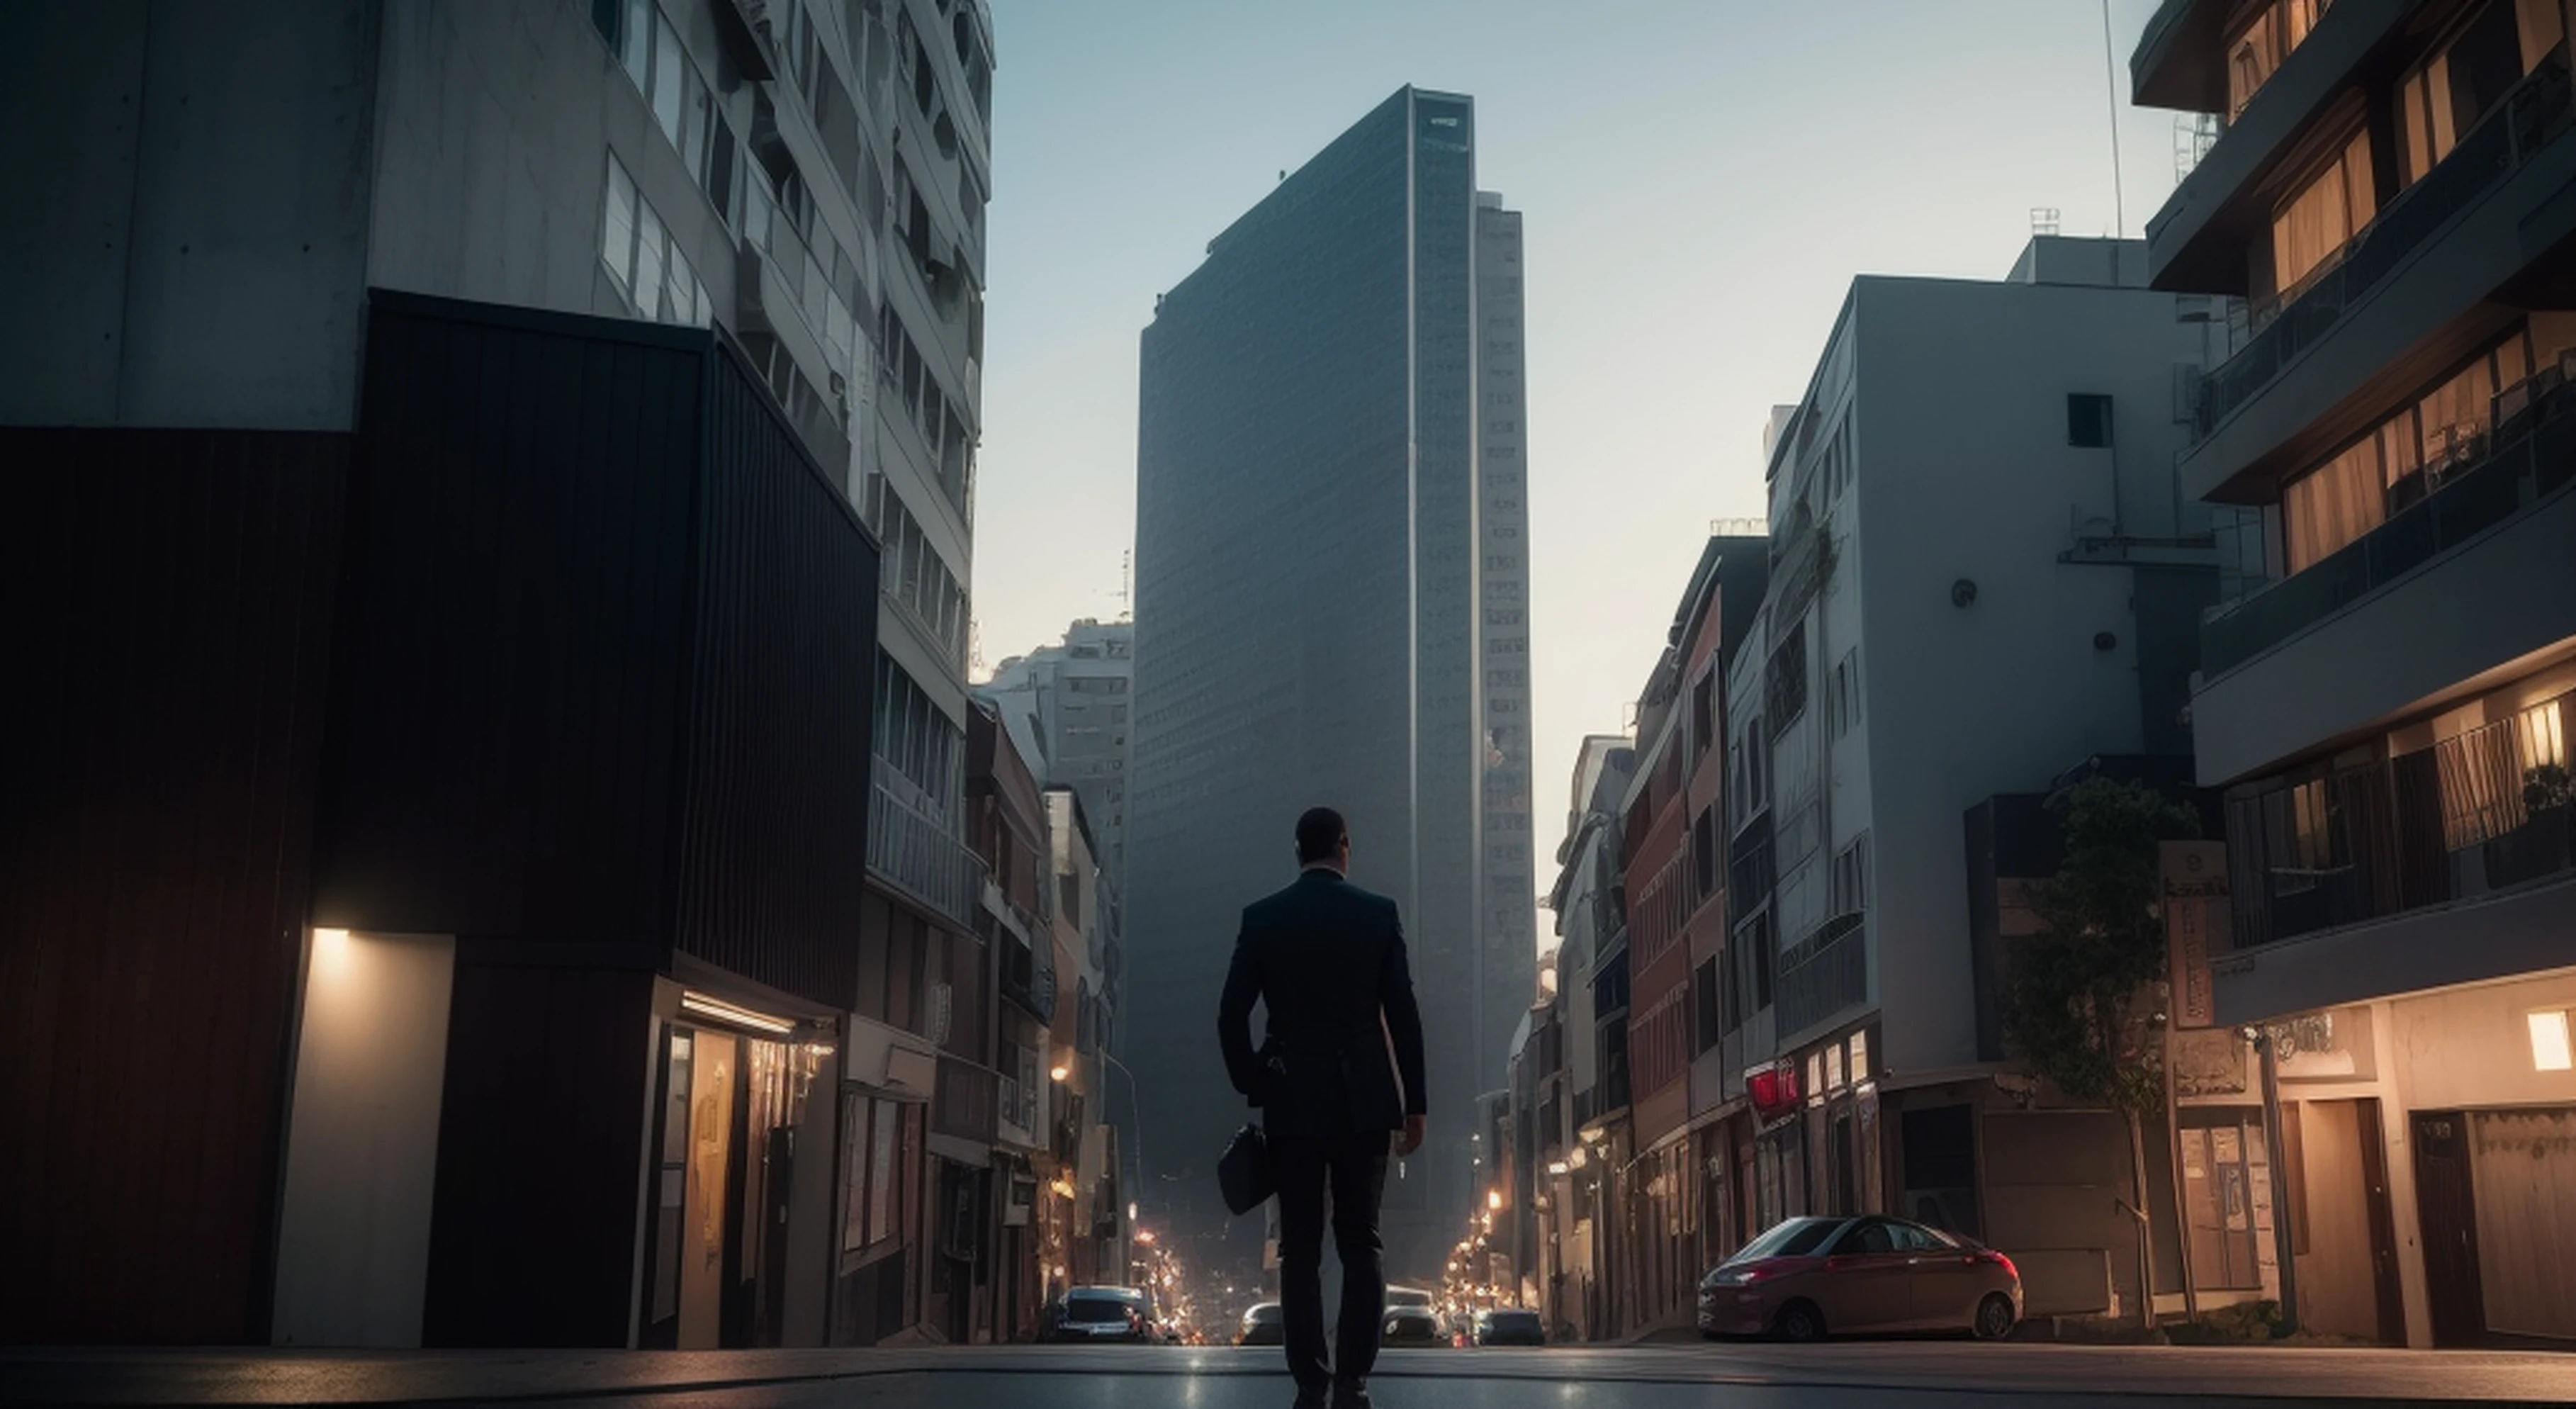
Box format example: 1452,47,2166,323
844,1012,940,1101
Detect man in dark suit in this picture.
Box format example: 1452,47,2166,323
1218,807,1428,1409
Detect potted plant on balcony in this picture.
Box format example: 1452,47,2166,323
2490,761,2575,887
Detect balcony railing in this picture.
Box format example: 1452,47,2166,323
1775,911,1867,1038
868,776,983,928
2225,688,2576,948
2195,59,2572,439
2203,364,2576,677
933,1055,999,1144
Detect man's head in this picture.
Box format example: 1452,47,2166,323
1295,807,1349,870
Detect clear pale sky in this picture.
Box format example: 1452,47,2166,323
969,0,2180,946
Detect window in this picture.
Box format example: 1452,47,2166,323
602,158,637,294
2226,0,2331,118
2269,128,2375,296
2279,325,2533,571
1830,833,1871,916
1693,807,1718,900
1764,624,1808,735
2400,0,2555,185
2066,393,2113,448
1692,673,1717,762
1694,958,1721,1052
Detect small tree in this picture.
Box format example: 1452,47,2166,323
2001,775,2200,1327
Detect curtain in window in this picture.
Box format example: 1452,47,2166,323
2284,437,2383,571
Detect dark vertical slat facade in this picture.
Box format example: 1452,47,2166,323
0,428,347,1345
673,343,877,1009
314,299,705,948
321,292,878,1347
420,957,656,1347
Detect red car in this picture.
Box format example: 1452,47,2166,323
1697,1215,2021,1342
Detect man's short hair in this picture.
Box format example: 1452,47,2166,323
1295,807,1348,865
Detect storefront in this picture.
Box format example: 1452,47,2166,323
636,989,837,1349
1748,1021,1883,1225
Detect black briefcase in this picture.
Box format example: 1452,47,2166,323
1218,1122,1274,1216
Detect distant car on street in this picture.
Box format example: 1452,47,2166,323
1042,1286,1154,1344
1473,1308,1546,1347
1237,1302,1286,1346
1697,1215,2022,1342
1380,1303,1445,1347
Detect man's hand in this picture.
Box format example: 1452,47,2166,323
1395,1113,1425,1157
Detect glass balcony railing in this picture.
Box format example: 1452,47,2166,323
2203,365,2576,677
868,775,983,929
2225,687,2576,949
2196,59,2572,439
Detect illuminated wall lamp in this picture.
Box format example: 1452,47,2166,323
680,990,795,1034
2531,1009,2573,1072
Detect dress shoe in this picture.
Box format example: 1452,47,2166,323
1331,1387,1373,1409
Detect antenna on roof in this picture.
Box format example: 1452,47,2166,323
2101,0,2127,239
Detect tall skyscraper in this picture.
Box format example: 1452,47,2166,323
1127,86,1535,1278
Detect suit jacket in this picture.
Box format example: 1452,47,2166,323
1217,868,1428,1141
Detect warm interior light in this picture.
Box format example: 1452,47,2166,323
1051,1064,1071,1082
1546,1160,1568,1176
2532,1009,2574,1072
679,990,794,1034
1487,1189,1503,1211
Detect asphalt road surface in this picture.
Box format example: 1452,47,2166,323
7,1342,2572,1408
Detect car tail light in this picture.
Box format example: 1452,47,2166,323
1977,1250,2018,1280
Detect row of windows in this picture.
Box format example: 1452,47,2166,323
2281,325,2537,571
877,296,974,514
863,474,969,669
601,156,710,328
1629,989,1692,1103
876,652,962,812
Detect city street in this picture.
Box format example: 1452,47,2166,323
6,1342,2572,1408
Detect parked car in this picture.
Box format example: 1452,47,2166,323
1473,1308,1546,1347
1697,1215,2021,1342
1238,1302,1286,1346
1043,1286,1154,1343
1381,1303,1446,1347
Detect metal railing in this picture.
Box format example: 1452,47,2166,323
1774,911,1867,1039
2203,367,2576,677
868,776,983,928
2195,60,2572,439
2225,687,2576,948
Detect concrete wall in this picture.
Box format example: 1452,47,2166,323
1850,275,2207,1076
366,0,741,325
271,930,456,1347
1,0,379,430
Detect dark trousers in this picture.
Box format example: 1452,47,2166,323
1271,1129,1391,1394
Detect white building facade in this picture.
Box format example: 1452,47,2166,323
1720,238,2227,1325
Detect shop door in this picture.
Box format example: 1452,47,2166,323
680,1031,738,1350
2410,1111,2486,1347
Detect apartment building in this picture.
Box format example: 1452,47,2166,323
2,0,993,1348
1716,237,2225,1326
2133,0,2576,1348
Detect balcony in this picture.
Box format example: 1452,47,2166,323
2206,363,2576,680
2213,693,2576,1020
932,1055,999,1145
1774,911,1867,1042
2183,60,2576,498
2145,0,2412,293
2131,0,2229,113
868,775,982,928
2192,388,2576,782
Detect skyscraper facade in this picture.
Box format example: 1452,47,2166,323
1129,86,1534,1279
